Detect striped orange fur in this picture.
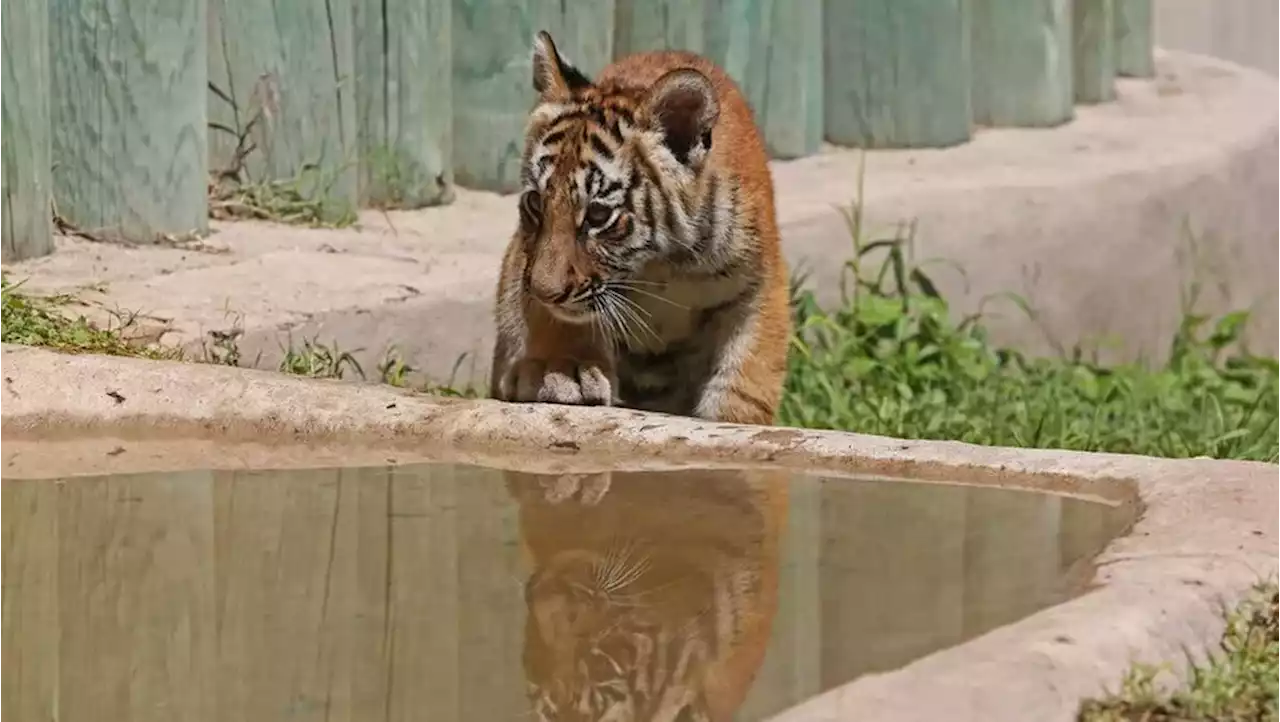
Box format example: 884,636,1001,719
489,31,791,426
505,468,789,722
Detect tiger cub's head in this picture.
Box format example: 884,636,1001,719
517,31,721,328
522,544,716,722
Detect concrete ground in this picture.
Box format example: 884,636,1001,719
4,50,1276,385
3,345,1276,722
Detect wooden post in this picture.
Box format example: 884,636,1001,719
353,0,455,209
451,0,615,193
737,474,821,719
760,0,823,159
213,467,368,720
55,471,217,722
384,464,461,722
2,481,59,721
209,464,467,720
614,0,705,56
959,487,1061,636
48,0,208,243
822,0,972,149
1,0,54,262
971,0,1074,128
705,0,823,160
207,0,357,221
1113,0,1155,77
818,479,966,684
456,464,527,721
1073,0,1117,103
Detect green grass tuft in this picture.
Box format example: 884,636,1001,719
1,275,180,360
277,334,365,379
1077,583,1279,722
780,214,1278,463
206,79,358,229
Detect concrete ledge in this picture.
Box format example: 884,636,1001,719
777,49,1278,364
3,50,1276,379
2,345,1275,722
1156,0,1277,76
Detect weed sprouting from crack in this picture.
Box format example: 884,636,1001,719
278,333,365,380
1077,582,1278,722
206,76,357,228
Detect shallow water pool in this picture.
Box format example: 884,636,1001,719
2,462,1133,722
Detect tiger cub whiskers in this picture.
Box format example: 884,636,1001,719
489,31,791,426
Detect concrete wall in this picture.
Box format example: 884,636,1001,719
1155,0,1277,75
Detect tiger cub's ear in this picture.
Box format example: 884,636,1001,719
642,68,720,168
531,30,593,100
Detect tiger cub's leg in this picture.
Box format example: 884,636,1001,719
692,286,791,426
490,240,617,406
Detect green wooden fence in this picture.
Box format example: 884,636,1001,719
971,0,1073,128
1,0,1154,262
49,0,208,245
2,0,53,262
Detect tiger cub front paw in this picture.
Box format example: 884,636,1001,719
539,472,612,505
502,358,615,406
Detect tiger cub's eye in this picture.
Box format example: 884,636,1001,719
583,202,613,228
519,190,543,230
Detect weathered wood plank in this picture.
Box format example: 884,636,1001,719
451,0,615,192
971,0,1074,127
212,467,350,722
310,467,392,722
49,0,208,243
210,464,464,721
818,479,966,684
739,473,821,719
450,0,531,192
1113,0,1155,77
705,0,822,159
2,481,59,722
822,0,972,148
353,0,455,209
385,464,461,722
6,465,478,722
1073,0,1117,103
704,0,772,132
530,1,617,94
759,0,823,158
207,0,357,220
1,0,54,262
960,487,1062,636
614,0,705,56
457,464,527,720
56,471,217,722
205,0,233,185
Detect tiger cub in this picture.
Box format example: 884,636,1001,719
504,468,788,722
489,31,792,426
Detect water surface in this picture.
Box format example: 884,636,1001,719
2,463,1133,722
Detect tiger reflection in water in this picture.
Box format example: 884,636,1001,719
504,468,788,722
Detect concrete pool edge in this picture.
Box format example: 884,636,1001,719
2,345,1276,722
